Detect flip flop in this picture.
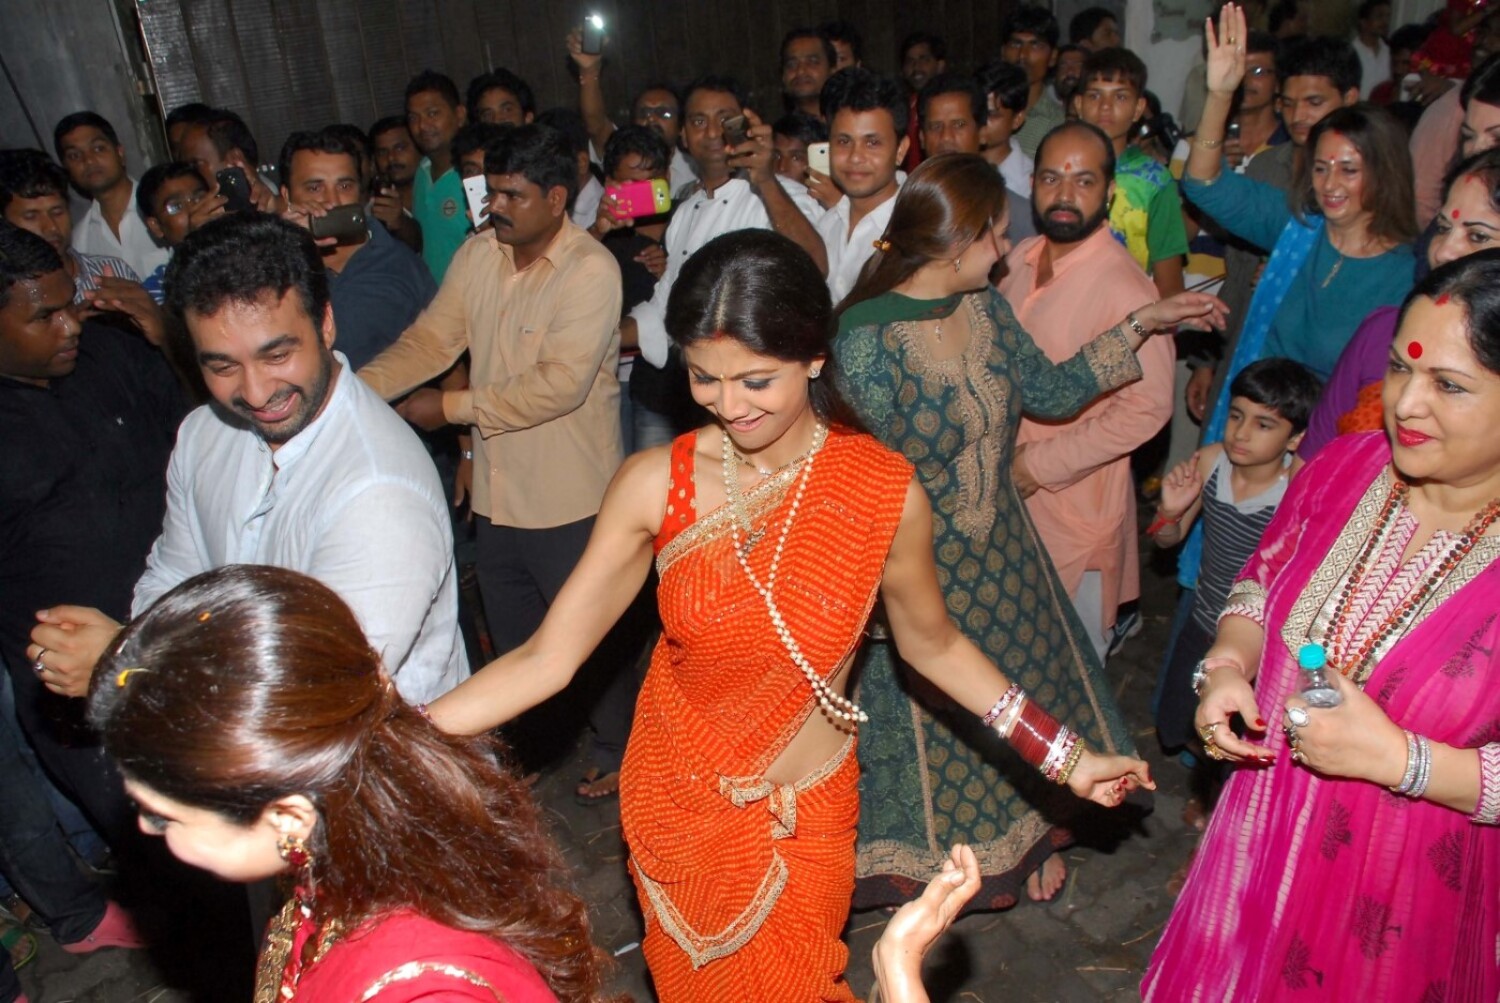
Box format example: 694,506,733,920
3,922,37,971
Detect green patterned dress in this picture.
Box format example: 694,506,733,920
834,287,1144,911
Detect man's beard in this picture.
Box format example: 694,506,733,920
1032,197,1110,243
230,348,335,445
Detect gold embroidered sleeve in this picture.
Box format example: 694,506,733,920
1080,324,1144,394
1219,579,1269,627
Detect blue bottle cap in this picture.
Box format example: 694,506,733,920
1298,643,1326,670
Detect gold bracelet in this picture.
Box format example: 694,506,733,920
1055,739,1087,787
1195,136,1223,149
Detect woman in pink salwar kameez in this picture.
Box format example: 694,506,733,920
1144,252,1500,1001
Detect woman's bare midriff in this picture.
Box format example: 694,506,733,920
763,658,858,787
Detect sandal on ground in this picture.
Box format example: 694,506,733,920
574,766,620,804
3,921,38,971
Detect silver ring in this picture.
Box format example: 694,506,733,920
1286,706,1311,729
31,648,48,676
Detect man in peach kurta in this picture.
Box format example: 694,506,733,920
998,122,1173,661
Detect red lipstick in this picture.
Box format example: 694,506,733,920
1396,427,1432,447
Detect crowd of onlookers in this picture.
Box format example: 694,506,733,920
5,0,1500,999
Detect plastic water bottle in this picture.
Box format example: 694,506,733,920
1298,644,1342,708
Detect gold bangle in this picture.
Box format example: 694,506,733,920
1056,740,1087,787
1195,136,1223,149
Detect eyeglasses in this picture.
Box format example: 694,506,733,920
637,105,676,121
159,191,208,216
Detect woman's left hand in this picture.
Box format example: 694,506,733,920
1283,672,1407,786
1068,750,1156,807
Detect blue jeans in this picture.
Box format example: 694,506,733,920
0,673,108,1001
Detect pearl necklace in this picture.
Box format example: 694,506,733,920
721,424,866,724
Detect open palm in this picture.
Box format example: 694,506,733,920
1205,3,1249,96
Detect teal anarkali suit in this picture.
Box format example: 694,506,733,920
834,287,1145,909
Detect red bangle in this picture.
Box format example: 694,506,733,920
1146,512,1180,536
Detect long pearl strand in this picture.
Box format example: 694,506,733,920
722,424,867,724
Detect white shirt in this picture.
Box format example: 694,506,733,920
133,352,467,703
816,186,900,303
630,176,823,367
572,175,605,229
997,139,1034,198
1352,36,1387,100
70,179,170,282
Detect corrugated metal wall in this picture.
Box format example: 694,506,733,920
138,0,1025,160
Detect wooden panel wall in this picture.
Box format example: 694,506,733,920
137,0,1025,162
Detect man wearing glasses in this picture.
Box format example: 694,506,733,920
136,160,223,302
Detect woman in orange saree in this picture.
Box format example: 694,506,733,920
429,230,1166,1001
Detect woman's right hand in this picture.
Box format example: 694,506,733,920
1205,4,1249,96
1193,663,1273,763
1134,292,1229,335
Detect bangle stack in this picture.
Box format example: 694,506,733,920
982,686,1084,785
1474,743,1500,825
1389,730,1432,799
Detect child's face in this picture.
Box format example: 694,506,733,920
981,100,1023,150
1073,77,1145,144
1224,396,1301,467
772,134,810,182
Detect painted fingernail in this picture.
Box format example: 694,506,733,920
1255,718,1267,728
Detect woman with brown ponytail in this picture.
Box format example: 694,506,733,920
87,564,607,1003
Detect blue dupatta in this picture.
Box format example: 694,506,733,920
1178,214,1325,588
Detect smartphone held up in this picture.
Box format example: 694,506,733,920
582,13,605,55
604,178,672,221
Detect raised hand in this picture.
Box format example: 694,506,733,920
1159,454,1204,522
871,845,981,1003
1205,3,1249,97
565,27,602,72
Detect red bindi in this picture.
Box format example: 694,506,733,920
1408,341,1424,359
1453,209,1462,219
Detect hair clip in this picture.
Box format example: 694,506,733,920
197,610,212,622
872,238,892,253
116,667,147,688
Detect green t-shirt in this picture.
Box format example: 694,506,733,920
412,159,470,283
1110,146,1190,274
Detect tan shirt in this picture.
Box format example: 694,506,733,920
359,220,624,529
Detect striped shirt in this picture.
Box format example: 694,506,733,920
1191,450,1289,634
69,249,138,304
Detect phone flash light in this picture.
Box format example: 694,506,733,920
588,13,604,29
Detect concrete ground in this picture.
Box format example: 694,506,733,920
11,556,1201,1003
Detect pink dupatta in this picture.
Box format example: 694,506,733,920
1145,432,1500,1003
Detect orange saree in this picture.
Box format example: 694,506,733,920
619,428,912,1002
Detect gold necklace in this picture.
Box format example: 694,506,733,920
722,425,825,551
